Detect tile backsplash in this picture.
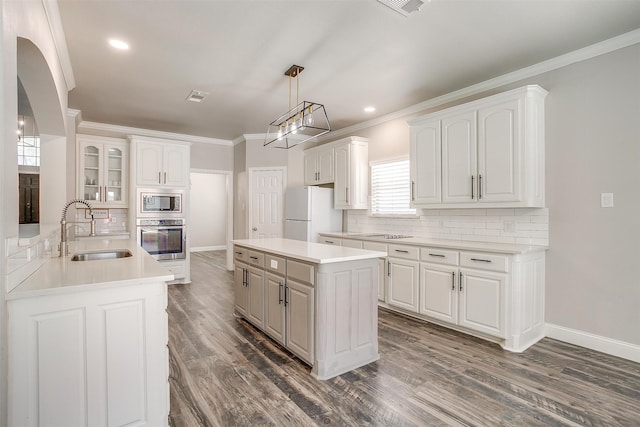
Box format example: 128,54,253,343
347,208,549,246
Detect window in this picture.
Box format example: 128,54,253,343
370,158,416,216
18,135,40,166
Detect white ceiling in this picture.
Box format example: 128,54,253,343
57,0,640,142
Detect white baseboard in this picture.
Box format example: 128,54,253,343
545,323,640,363
190,245,226,252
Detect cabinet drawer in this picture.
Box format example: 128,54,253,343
388,244,419,260
341,239,363,249
420,247,459,266
234,246,248,262
265,254,286,275
319,236,341,246
247,250,265,268
363,241,387,255
287,259,315,286
460,252,508,272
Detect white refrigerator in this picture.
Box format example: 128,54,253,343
284,186,342,242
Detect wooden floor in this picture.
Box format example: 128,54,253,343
168,251,640,426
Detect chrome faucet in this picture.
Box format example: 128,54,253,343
59,199,95,257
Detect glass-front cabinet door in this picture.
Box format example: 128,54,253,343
78,136,128,207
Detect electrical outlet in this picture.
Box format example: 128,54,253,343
600,193,614,208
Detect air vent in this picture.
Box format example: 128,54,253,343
377,0,424,17
185,90,209,103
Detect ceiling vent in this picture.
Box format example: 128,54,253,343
186,90,209,103
377,0,424,17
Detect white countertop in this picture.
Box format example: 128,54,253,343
232,238,387,264
320,232,547,255
8,239,174,300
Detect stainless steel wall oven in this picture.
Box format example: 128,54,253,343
136,218,186,260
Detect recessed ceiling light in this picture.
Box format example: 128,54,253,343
364,106,376,113
108,39,130,50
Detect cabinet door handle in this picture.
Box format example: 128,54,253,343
99,186,103,202
387,261,391,277
394,249,409,254
324,240,334,244
471,175,475,200
284,284,289,306
278,283,283,304
158,172,162,184
164,172,167,184
346,187,349,204
242,268,247,287
452,271,456,291
250,256,259,260
411,181,415,201
428,253,445,258
459,271,464,291
478,174,483,200
470,258,492,263
235,251,243,255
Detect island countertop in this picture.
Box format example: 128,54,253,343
232,238,387,264
8,239,174,300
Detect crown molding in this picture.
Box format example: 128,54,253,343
41,0,75,90
322,28,640,141
77,120,233,146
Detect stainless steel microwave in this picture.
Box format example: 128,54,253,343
138,190,183,215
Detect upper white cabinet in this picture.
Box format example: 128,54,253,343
130,136,190,188
303,136,369,209
334,137,368,209
304,144,334,185
409,85,547,209
77,135,128,207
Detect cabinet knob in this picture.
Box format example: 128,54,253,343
252,227,257,231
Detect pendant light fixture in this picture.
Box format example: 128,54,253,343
264,65,331,149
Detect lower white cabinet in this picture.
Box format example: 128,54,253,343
419,263,506,338
247,265,265,329
363,241,387,302
234,262,249,316
285,278,314,363
387,257,419,312
387,244,420,313
8,281,169,427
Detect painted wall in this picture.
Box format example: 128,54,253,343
190,141,233,171
189,172,227,249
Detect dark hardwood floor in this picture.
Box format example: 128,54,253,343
168,251,640,426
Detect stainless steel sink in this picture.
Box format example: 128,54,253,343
71,249,133,261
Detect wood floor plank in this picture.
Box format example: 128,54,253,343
168,251,640,426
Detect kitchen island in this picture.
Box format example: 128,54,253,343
232,238,387,380
7,239,173,427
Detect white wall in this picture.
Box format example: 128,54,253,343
189,172,228,250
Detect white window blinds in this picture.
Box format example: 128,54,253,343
370,158,416,216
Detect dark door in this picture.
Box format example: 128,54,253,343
19,173,39,224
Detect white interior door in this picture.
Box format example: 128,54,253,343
249,168,285,239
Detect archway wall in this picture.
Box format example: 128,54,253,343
2,0,71,235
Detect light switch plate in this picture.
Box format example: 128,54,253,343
600,193,614,208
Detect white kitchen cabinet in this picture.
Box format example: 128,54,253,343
387,244,420,313
265,271,286,345
341,238,363,249
410,119,441,205
304,145,334,185
285,277,314,364
247,265,265,329
408,85,547,209
131,136,189,188
334,137,369,209
77,135,128,207
234,262,249,316
8,281,168,427
419,262,457,323
458,268,505,338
